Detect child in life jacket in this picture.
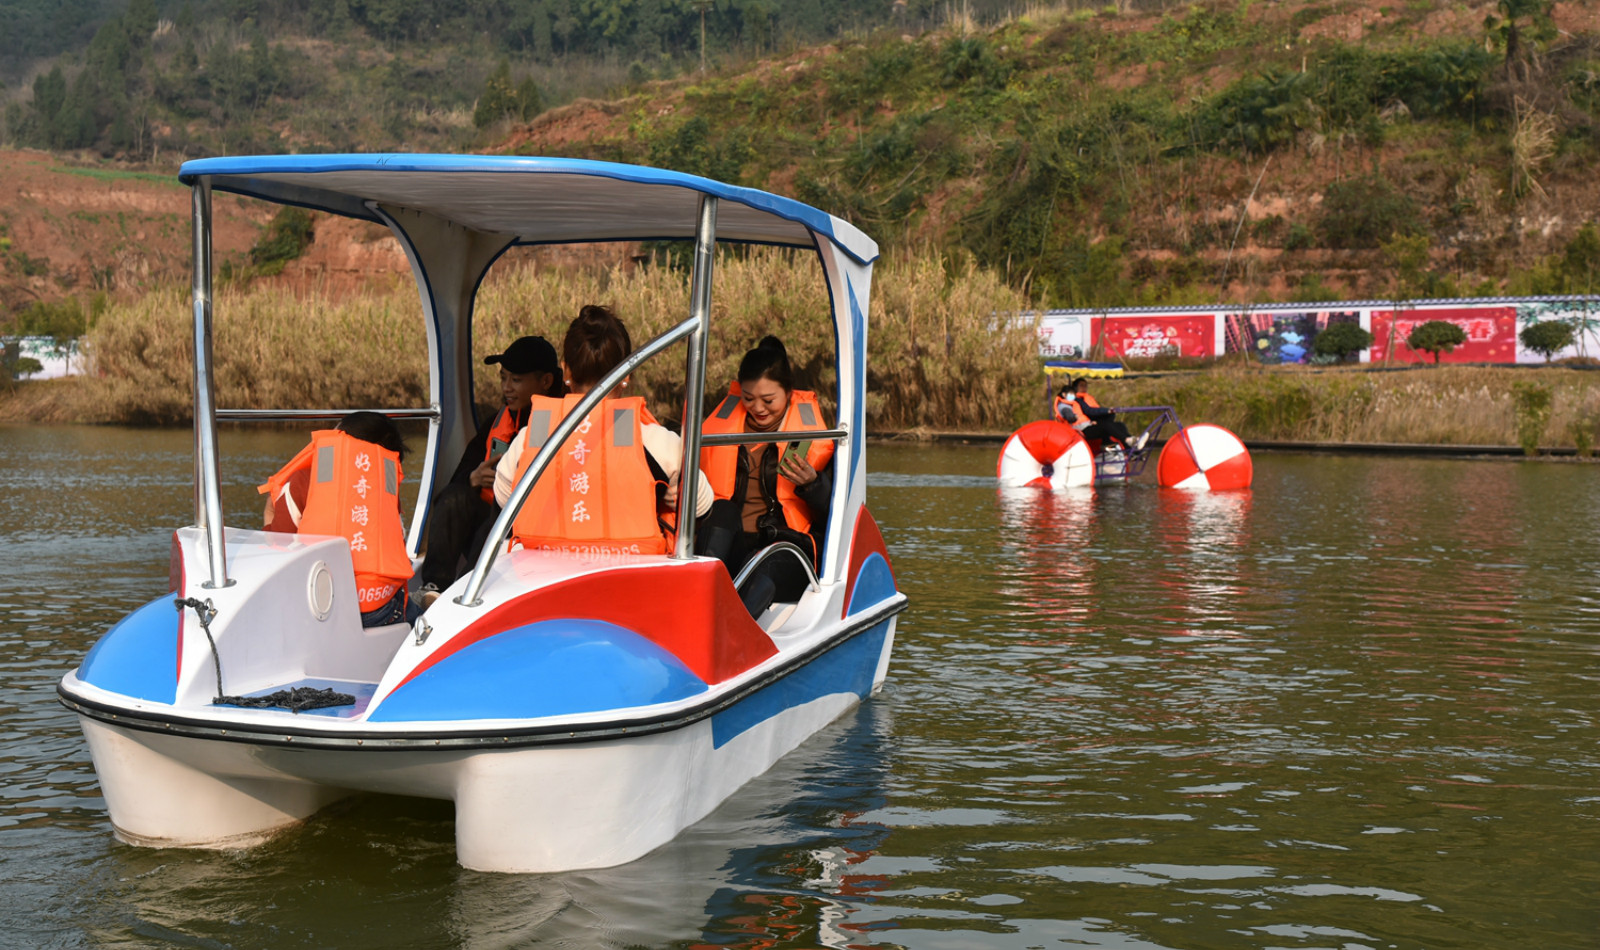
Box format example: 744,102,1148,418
261,411,420,627
491,305,713,556
696,336,835,618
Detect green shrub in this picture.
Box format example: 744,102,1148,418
1407,319,1467,363
1510,380,1553,455
1570,416,1595,457
1520,320,1575,361
1319,176,1425,249
1313,322,1374,362
472,60,543,128
249,206,315,276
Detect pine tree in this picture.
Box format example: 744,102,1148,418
473,61,516,128
126,0,160,46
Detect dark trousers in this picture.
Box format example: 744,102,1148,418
420,482,496,590
1084,419,1131,446
696,499,815,616
362,587,421,627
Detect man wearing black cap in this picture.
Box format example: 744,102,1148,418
418,336,562,602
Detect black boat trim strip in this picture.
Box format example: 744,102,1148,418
57,597,906,751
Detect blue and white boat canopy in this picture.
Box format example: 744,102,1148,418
177,153,878,593
178,154,878,265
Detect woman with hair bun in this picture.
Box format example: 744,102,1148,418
698,335,835,617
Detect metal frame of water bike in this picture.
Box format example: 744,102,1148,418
1087,405,1183,482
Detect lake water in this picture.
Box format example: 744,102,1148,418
2,426,1597,948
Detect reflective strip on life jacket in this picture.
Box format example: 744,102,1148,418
259,429,413,612
481,406,521,503
510,394,668,556
700,383,835,535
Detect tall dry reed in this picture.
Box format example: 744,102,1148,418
54,247,1041,431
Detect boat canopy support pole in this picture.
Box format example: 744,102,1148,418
371,204,515,558
810,237,873,585
457,315,701,607
673,195,717,559
190,178,231,589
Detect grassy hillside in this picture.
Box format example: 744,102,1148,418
6,0,1600,397
0,0,1038,158
502,0,1600,308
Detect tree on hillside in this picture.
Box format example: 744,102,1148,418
1561,222,1600,295
1520,320,1574,362
473,60,542,128
1318,177,1423,249
1407,320,1467,364
125,0,158,45
1484,0,1556,81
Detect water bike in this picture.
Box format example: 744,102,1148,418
55,155,906,873
998,408,1252,490
998,406,1181,487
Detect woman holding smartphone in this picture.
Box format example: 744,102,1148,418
699,336,835,618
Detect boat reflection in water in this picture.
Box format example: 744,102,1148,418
994,487,1098,630
81,703,895,948
1154,487,1254,637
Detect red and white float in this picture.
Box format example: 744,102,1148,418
997,421,1095,488
1157,423,1253,490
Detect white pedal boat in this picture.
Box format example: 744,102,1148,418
56,155,905,873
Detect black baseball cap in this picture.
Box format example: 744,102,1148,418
484,336,559,375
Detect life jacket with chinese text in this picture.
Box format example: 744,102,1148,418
259,430,413,613
510,394,669,556
481,406,522,504
700,383,835,536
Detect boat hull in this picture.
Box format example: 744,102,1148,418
70,615,897,873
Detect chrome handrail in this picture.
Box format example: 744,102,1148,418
732,542,820,594
699,427,848,447
215,407,441,421
673,195,717,559
455,315,700,607
190,178,231,589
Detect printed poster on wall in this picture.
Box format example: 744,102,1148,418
1036,311,1088,359
1091,313,1220,360
1368,306,1518,363
1224,310,1364,363
1514,301,1600,362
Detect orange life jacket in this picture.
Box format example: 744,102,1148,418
700,384,835,536
1053,393,1087,429
481,406,522,504
259,430,413,613
510,394,670,556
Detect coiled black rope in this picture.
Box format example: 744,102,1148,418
174,597,354,713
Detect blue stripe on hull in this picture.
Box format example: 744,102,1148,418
369,619,707,723
79,596,179,704
711,620,890,749
846,552,896,617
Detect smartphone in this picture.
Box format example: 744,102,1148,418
781,440,812,467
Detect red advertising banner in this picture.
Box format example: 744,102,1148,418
1091,314,1219,360
1369,306,1518,363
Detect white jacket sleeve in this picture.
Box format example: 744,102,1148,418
493,433,524,508
642,424,714,518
